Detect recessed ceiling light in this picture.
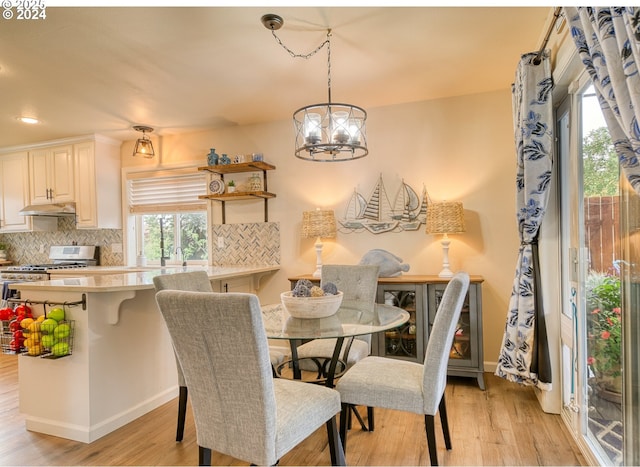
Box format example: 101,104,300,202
17,116,39,124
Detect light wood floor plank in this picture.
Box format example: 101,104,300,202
0,353,585,466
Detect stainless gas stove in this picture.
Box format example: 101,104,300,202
1,245,98,281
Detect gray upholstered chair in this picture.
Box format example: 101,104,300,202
336,272,470,466
153,271,214,442
294,264,379,430
153,270,286,442
155,290,345,466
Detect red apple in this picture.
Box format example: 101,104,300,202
0,307,14,320
12,329,23,340
9,339,22,352
8,319,21,332
15,304,32,318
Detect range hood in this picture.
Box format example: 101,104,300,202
19,202,76,217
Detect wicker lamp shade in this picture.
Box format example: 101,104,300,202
302,209,337,239
426,202,465,235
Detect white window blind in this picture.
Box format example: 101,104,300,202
127,169,207,214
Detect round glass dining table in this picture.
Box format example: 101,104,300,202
261,300,409,387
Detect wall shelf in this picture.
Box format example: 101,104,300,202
197,161,276,223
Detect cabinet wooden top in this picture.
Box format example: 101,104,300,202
289,274,484,284
198,161,275,174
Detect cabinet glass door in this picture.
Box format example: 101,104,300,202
376,284,425,362
431,285,477,368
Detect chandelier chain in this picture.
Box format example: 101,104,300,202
270,29,332,102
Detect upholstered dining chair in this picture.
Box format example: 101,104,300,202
153,271,214,442
294,264,379,430
336,272,470,466
153,271,286,442
155,290,345,466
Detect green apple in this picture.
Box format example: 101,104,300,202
51,342,69,357
40,318,58,334
53,323,71,339
48,307,65,322
41,334,58,349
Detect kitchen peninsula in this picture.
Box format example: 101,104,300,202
10,265,278,443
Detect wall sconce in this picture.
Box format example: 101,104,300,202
426,201,465,278
301,209,337,278
132,125,155,158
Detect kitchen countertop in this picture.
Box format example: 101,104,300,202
10,265,279,293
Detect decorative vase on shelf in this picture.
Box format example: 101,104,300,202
249,173,262,192
207,148,219,166
220,154,231,165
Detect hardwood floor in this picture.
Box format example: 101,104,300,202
0,352,586,466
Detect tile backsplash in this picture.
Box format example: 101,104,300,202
0,217,123,265
0,218,280,267
211,222,280,266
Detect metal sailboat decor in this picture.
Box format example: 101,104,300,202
339,176,430,234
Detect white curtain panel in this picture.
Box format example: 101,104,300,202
495,51,553,390
566,7,640,195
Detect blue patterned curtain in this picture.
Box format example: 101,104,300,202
495,52,553,390
566,7,640,195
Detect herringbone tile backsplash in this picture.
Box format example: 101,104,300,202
0,217,123,265
0,219,279,267
211,222,280,266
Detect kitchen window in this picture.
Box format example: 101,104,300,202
127,168,208,266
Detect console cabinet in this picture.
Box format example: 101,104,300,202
288,274,485,389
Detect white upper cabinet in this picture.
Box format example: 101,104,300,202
74,137,122,229
0,152,31,232
29,145,75,204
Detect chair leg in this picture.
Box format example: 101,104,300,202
424,414,438,466
339,403,350,453
198,445,211,466
326,415,346,466
176,385,188,442
350,405,369,431
367,406,375,431
439,394,452,450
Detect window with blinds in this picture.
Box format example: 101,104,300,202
127,169,207,214
126,168,209,265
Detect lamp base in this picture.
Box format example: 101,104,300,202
438,234,454,279
312,237,324,278
437,268,454,278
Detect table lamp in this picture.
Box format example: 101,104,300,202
301,209,337,278
425,201,465,278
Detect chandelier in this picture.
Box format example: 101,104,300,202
261,14,368,162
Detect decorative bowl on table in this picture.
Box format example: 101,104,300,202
280,291,343,319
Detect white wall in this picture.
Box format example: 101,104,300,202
122,88,519,372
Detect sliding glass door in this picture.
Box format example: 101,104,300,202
559,78,626,465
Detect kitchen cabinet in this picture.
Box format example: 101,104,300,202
289,274,485,388
0,152,31,232
73,136,122,229
212,275,255,293
198,161,276,223
29,145,74,204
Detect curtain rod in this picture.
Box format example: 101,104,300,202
534,6,563,64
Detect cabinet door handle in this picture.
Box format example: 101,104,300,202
224,283,229,293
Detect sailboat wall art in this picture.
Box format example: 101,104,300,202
339,175,431,234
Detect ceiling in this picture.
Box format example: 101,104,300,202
0,6,552,149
